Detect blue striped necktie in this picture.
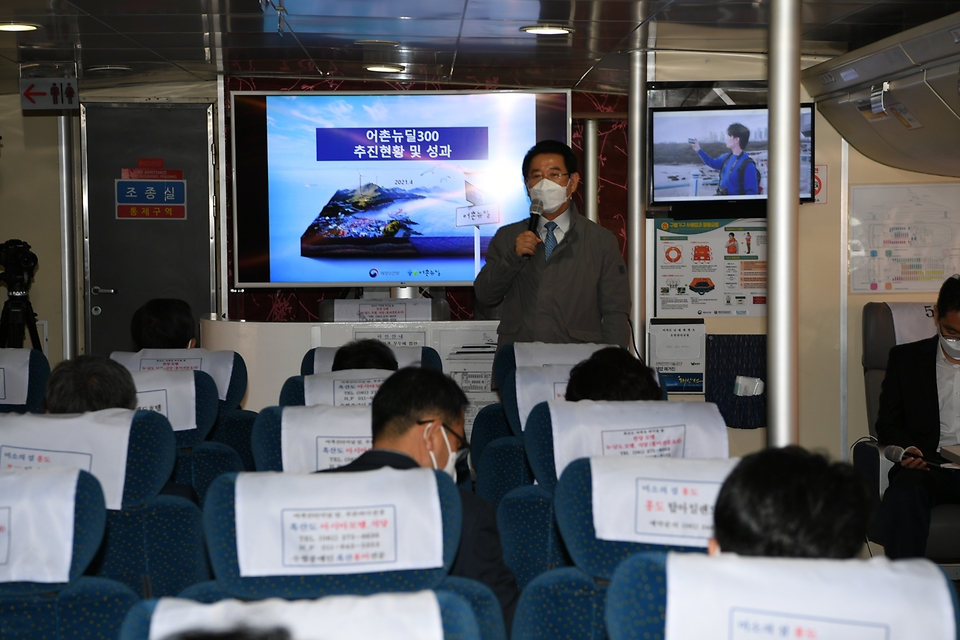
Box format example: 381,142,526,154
544,221,558,260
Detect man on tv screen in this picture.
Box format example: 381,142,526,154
690,123,760,196
473,140,630,349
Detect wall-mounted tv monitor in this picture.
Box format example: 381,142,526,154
232,91,570,288
648,104,814,209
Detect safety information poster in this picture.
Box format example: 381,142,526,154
655,218,767,317
850,184,960,293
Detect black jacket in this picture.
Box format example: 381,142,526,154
330,449,520,632
876,336,943,465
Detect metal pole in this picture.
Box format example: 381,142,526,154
628,50,647,358
583,119,599,224
767,0,801,447
58,114,77,360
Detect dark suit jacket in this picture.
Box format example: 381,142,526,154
876,336,942,464
330,449,520,632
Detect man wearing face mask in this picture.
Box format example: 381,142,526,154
474,140,631,349
878,275,960,558
327,367,519,634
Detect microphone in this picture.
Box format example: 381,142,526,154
523,199,543,259
528,199,543,231
883,445,942,468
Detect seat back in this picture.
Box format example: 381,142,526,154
280,369,394,407
111,348,248,410
201,469,461,599
862,301,936,436
301,346,442,374
0,410,210,598
251,405,373,472
0,348,49,413
131,369,218,448
525,400,729,492
493,342,614,397
554,458,714,581
470,403,512,472
503,364,573,437
120,590,479,640
660,553,959,640
0,468,140,640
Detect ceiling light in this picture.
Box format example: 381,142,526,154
86,65,134,74
520,24,574,35
0,22,39,32
365,63,405,73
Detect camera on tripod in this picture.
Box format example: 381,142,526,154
0,238,40,349
0,239,39,294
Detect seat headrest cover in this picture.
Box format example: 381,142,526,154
590,456,738,547
233,468,444,577
513,341,614,367
149,591,443,640
666,554,956,640
0,409,134,510
130,369,197,432
111,348,235,401
303,369,394,407
280,405,372,472
0,348,32,405
0,467,79,583
515,364,573,431
887,302,938,345
332,299,433,323
549,400,729,479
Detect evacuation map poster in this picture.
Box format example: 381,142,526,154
655,218,768,317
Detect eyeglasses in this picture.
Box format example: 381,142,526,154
526,172,569,185
417,419,471,460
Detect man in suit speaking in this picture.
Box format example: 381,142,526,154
878,275,960,558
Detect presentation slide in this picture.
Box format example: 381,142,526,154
265,93,543,285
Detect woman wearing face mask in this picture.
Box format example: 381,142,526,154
877,274,960,559
323,367,520,633
474,140,631,351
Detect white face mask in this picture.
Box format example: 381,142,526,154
424,422,458,480
528,178,569,214
940,329,960,360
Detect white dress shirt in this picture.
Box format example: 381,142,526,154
538,208,572,246
936,342,960,449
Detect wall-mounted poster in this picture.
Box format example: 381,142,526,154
655,218,767,317
850,184,960,293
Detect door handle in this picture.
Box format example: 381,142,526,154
91,286,117,295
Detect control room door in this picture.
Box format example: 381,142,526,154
82,103,215,356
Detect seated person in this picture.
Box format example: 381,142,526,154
45,354,138,414
710,446,871,558
45,354,198,504
331,338,399,372
565,347,661,401
131,298,197,350
878,275,960,558
329,367,520,632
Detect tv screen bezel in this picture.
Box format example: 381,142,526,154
230,89,572,289
647,102,815,212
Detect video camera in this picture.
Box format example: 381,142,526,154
0,238,39,294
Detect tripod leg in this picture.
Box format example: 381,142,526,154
25,300,41,351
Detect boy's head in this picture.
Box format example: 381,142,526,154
711,446,871,559
131,298,196,350
332,339,399,372
46,355,138,414
565,347,661,402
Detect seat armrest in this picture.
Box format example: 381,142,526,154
852,439,893,498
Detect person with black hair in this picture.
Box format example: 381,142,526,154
474,140,630,349
565,347,661,402
331,338,398,371
877,275,960,558
46,355,138,414
329,367,519,634
690,123,760,196
131,298,197,350
165,629,290,640
711,446,871,558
